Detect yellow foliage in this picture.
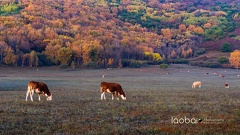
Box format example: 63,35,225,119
229,50,240,69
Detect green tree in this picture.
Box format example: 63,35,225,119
204,26,225,40
0,4,19,15
218,56,228,64
220,42,232,52
57,47,73,65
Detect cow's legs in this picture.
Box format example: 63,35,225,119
103,92,106,100
101,92,106,100
115,92,119,100
100,87,106,100
30,91,34,101
112,94,115,100
38,95,41,101
26,91,29,101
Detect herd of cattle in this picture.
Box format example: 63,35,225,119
25,81,127,101
26,78,229,101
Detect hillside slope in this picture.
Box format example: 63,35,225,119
0,0,239,68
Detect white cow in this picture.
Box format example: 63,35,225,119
192,81,201,88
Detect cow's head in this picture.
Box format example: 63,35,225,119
46,94,52,101
121,94,126,100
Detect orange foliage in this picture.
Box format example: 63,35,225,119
187,25,195,31
229,50,240,69
203,23,212,29
178,24,187,32
25,4,35,11
194,27,204,34
161,3,171,10
161,28,172,39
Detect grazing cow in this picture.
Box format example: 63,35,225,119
225,83,229,88
26,81,52,101
100,82,126,100
192,81,201,88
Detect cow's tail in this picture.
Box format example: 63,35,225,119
26,84,33,101
27,85,32,92
100,82,104,93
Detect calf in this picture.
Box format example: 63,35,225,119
100,82,126,100
192,81,201,88
26,81,52,101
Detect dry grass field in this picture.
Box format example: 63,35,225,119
0,64,240,134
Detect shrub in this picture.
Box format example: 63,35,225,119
129,61,140,68
129,60,147,68
229,33,236,37
194,48,206,56
227,26,234,32
218,56,229,64
121,59,131,67
189,61,221,68
59,64,69,69
121,59,147,68
84,61,98,68
220,42,232,52
167,59,189,64
203,62,220,68
159,64,168,69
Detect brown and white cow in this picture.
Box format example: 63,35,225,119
225,83,229,88
192,81,201,88
100,82,126,100
25,81,52,101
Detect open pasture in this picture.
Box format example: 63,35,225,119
0,65,240,134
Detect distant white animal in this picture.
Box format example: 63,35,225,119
192,81,201,88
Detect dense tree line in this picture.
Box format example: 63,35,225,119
0,0,239,68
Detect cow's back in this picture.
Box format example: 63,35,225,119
38,82,51,95
101,82,109,91
28,81,51,95
101,82,121,90
108,83,122,91
28,81,39,89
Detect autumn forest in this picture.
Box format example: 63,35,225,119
0,0,240,68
